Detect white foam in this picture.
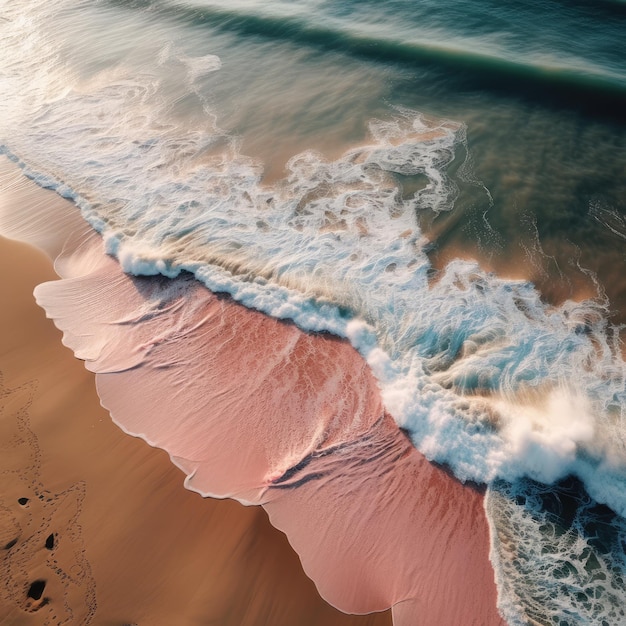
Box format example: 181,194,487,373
486,479,626,625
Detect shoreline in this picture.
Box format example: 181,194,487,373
0,157,506,624
0,232,392,625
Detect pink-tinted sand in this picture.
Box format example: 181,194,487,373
0,234,392,626
31,230,506,625
1,156,506,625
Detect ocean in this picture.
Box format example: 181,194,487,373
1,0,626,623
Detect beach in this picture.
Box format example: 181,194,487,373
0,165,503,624
0,231,394,625
2,0,626,623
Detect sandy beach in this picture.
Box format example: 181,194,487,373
0,232,392,625
0,156,507,624
4,1,626,623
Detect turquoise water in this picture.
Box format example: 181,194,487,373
2,0,626,623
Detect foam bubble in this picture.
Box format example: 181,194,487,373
487,478,626,625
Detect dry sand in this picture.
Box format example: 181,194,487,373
0,233,392,626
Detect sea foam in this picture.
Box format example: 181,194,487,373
487,477,626,625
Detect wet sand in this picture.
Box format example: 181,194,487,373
0,234,392,625
33,232,505,625
0,159,506,625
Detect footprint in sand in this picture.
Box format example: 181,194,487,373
0,375,97,624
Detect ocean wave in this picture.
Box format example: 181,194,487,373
2,3,626,511
3,85,626,522
128,0,626,113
